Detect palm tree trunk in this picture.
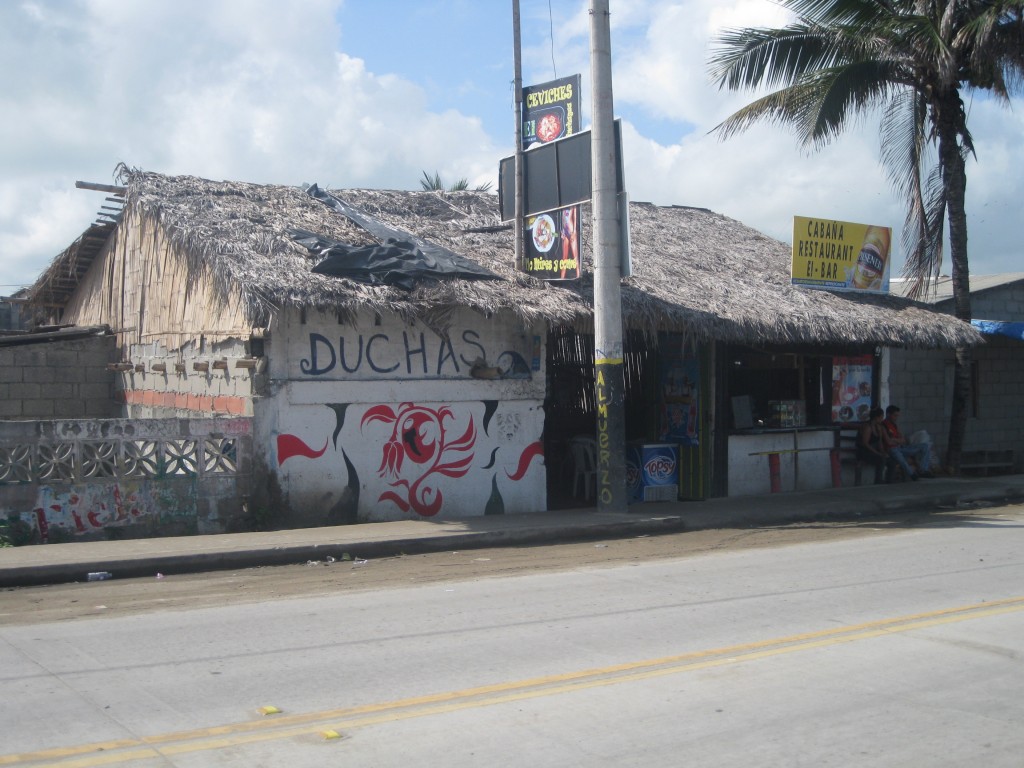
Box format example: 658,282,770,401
936,98,972,473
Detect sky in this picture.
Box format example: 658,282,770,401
1,0,1020,294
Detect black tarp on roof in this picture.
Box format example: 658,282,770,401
297,184,500,291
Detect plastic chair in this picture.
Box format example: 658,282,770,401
568,436,598,501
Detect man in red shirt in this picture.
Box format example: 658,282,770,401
882,405,934,480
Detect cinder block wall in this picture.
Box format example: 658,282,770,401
973,284,1024,320
889,282,1024,470
0,335,119,419
887,347,953,457
117,338,257,418
966,335,1024,464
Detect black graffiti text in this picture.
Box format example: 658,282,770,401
300,329,488,377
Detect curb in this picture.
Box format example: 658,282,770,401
3,480,1022,588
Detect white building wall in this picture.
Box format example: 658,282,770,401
258,307,548,522
728,429,835,496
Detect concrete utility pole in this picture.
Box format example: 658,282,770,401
589,0,627,511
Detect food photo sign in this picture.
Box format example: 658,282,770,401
831,355,873,424
522,75,581,281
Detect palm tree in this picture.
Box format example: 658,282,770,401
707,0,1024,471
419,170,493,193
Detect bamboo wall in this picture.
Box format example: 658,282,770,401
62,210,251,354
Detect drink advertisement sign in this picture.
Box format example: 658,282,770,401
792,216,892,294
659,340,699,446
522,75,581,281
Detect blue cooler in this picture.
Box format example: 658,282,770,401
626,443,679,503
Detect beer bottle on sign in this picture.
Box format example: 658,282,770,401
851,226,891,290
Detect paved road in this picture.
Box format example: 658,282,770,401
2,505,1022,766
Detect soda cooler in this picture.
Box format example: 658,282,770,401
626,443,679,503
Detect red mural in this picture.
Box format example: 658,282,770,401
276,434,329,465
508,441,544,480
361,403,477,516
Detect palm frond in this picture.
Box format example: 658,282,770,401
420,171,445,191
709,23,843,91
880,90,926,266
796,61,902,145
901,162,947,300
788,0,897,27
419,171,492,193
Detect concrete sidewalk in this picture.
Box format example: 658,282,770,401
3,475,1023,587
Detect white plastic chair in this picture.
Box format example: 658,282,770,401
568,436,598,501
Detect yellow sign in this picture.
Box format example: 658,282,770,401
792,216,891,293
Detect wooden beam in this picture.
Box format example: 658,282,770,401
76,181,126,194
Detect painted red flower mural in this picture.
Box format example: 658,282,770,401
361,403,477,516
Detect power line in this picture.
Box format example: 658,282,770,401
548,0,557,77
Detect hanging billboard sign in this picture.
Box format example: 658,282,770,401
498,119,624,219
792,216,892,294
519,75,581,281
522,75,580,149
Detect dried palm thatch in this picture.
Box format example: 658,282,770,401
30,167,981,349
619,202,982,349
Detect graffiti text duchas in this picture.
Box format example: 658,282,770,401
301,329,488,377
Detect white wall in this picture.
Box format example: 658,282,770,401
260,307,548,522
728,429,836,496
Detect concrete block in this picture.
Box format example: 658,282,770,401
20,367,54,384
52,400,87,419
46,384,76,401
0,399,22,418
8,382,41,400
50,366,90,384
0,364,22,383
79,382,113,401
84,365,116,383
12,349,46,367
44,350,81,368
22,399,55,417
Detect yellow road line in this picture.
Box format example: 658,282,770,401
5,596,1023,767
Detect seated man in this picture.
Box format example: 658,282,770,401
881,405,934,480
856,407,893,483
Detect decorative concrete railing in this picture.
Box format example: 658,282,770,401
0,418,253,540
0,427,242,483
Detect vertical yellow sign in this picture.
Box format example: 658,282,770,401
792,216,892,293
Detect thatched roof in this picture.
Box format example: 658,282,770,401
31,167,981,349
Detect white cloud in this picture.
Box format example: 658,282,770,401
0,0,498,289
620,120,896,241
606,1,1019,278
0,0,1019,293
